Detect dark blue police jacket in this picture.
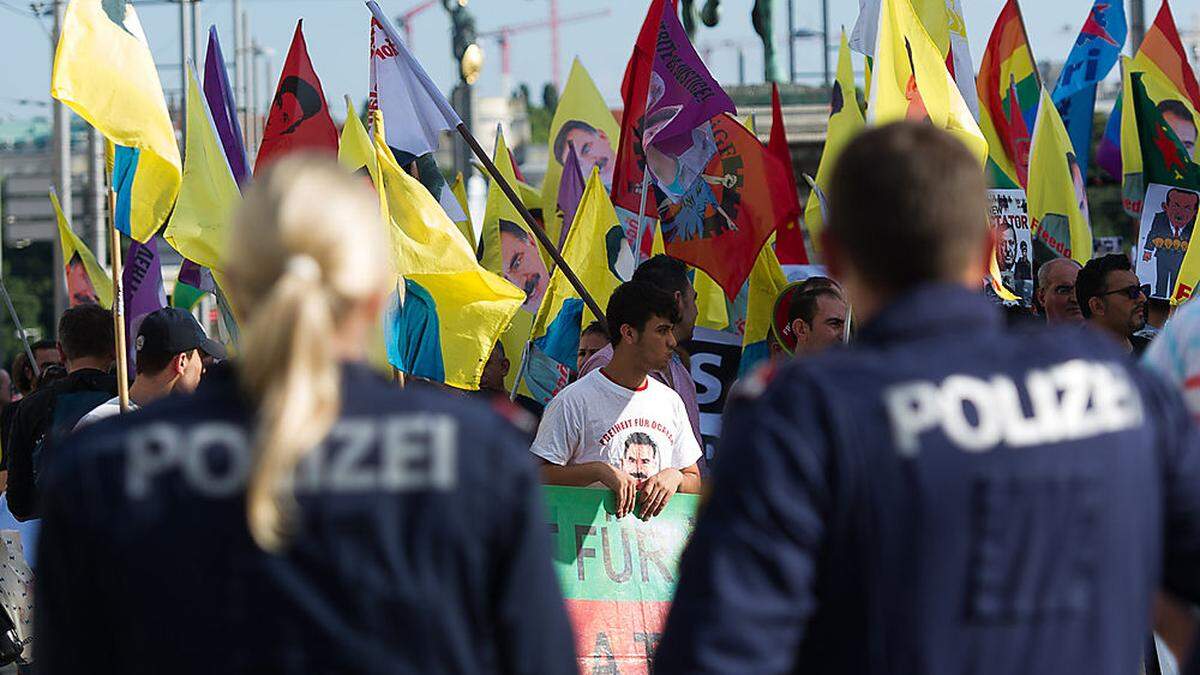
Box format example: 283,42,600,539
35,363,576,674
655,284,1200,675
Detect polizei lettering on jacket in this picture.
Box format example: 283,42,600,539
124,414,457,498
884,359,1144,456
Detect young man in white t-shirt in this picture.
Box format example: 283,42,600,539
531,281,702,519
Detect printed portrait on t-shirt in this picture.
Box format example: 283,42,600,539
621,432,658,481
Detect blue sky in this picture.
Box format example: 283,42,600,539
0,0,1182,123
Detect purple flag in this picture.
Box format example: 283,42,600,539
203,27,250,187
124,238,168,373
556,142,587,251
642,1,734,155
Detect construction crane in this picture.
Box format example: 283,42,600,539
479,7,610,95
397,0,439,48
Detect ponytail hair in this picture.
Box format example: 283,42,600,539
224,156,392,550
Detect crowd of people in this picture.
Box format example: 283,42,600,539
0,123,1196,673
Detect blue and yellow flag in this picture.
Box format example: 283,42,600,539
376,126,525,390
522,169,624,404
51,0,181,242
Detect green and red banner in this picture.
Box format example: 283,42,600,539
543,486,699,673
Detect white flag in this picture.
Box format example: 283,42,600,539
366,0,461,156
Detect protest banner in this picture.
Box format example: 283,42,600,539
987,189,1034,306
682,327,742,462
544,486,698,673
1135,183,1199,299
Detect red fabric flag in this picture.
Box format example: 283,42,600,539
658,114,792,299
255,21,338,173
768,84,808,265
611,0,667,227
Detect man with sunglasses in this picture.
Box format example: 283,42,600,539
1076,253,1150,355
1035,258,1083,323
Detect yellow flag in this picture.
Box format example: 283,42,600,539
541,59,621,249
51,189,113,309
449,172,474,246
1027,87,1092,265
375,130,525,390
338,97,379,179
694,269,730,331
51,0,181,242
741,241,787,352
163,67,240,273
867,0,987,162
531,168,623,338
806,31,865,254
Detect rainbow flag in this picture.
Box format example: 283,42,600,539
976,0,1040,189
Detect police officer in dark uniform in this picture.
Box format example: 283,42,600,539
654,123,1200,674
35,158,576,673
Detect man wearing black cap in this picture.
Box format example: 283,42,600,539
76,308,225,427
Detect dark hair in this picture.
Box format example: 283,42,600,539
828,122,987,291
1159,99,1196,127
34,363,68,390
273,75,324,135
11,352,32,396
136,347,198,377
631,254,691,296
788,287,843,327
581,319,609,339
57,304,115,362
1076,253,1131,319
623,431,657,454
605,281,681,347
553,120,599,164
1167,187,1200,207
498,219,531,242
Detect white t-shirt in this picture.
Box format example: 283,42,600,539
530,369,702,480
74,397,139,430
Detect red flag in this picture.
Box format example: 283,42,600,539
255,21,338,172
611,0,667,225
658,114,792,299
768,84,808,265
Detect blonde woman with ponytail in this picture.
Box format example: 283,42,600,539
35,157,577,674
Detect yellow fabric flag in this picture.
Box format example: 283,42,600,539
805,30,865,254
51,189,113,309
449,172,474,246
741,240,788,352
338,97,379,180
336,99,394,375
51,0,181,243
480,130,551,391
867,0,987,162
541,59,621,249
531,168,623,338
1027,87,1092,265
375,129,525,390
164,67,240,274
694,269,730,331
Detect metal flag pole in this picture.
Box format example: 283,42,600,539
633,169,653,271
0,278,40,381
107,190,130,412
455,123,607,327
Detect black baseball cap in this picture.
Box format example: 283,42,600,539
136,307,227,361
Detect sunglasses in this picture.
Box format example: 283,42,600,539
1099,284,1144,300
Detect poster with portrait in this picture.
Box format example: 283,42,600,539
987,189,1034,307
1135,184,1200,300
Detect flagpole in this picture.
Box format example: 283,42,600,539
455,123,607,327
633,170,653,270
0,278,40,381
107,190,131,413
